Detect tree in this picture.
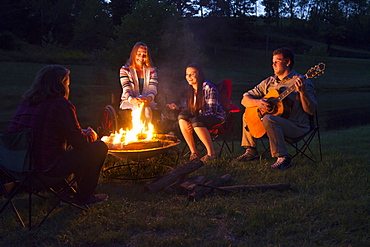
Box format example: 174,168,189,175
206,0,232,17
0,0,81,46
71,0,113,51
262,0,281,26
108,0,202,104
231,0,258,17
109,0,135,26
345,0,370,48
110,0,201,65
166,0,198,17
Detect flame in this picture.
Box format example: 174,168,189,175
101,103,155,145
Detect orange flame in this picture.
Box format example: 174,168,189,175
101,103,155,145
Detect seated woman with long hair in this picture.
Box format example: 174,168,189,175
8,65,108,206
119,42,158,129
166,63,226,162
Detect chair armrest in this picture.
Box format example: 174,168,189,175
228,103,241,113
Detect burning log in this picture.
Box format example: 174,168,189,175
188,174,232,201
144,159,204,193
109,140,163,150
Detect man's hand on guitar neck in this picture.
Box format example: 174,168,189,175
295,75,317,115
295,75,308,94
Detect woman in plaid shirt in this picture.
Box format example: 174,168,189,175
166,63,225,163
8,65,109,206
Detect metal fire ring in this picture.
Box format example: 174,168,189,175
102,138,181,181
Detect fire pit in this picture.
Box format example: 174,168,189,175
100,104,181,160
107,134,181,161
102,134,180,181
100,103,181,180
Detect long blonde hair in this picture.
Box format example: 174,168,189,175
126,42,154,70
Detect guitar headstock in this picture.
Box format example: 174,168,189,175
305,63,326,79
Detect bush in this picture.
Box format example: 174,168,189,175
0,31,22,51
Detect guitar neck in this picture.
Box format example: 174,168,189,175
275,74,308,103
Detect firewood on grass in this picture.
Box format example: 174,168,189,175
144,159,204,193
188,174,232,201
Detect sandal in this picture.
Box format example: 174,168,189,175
200,155,217,163
189,153,199,161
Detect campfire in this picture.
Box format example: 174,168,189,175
101,103,180,155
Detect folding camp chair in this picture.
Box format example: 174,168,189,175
208,79,241,157
0,129,87,230
259,110,322,162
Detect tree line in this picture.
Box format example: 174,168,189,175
1,0,369,64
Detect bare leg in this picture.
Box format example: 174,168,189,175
142,106,152,129
179,119,198,154
194,126,216,157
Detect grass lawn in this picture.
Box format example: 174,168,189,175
0,125,369,246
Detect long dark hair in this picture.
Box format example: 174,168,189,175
186,63,205,115
22,65,70,105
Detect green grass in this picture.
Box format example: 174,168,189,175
0,125,369,246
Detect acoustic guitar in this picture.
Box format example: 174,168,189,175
245,63,326,138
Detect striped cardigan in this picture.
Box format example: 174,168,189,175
119,65,158,109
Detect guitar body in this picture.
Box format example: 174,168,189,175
245,89,283,138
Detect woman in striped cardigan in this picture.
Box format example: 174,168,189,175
119,42,158,129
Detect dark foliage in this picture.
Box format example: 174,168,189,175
0,0,369,59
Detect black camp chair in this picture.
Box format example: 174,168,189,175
259,111,322,163
0,129,87,230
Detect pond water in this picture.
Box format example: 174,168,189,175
1,91,369,134
228,91,370,138
316,91,370,130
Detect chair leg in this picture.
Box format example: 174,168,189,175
259,138,271,158
317,129,322,161
216,132,232,157
231,126,235,153
0,181,26,228
27,175,88,229
28,191,32,229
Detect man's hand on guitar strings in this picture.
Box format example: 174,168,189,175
258,98,273,111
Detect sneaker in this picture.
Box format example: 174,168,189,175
271,156,292,169
200,155,217,163
234,147,259,162
76,194,109,206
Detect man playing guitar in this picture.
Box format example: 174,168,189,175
234,47,318,169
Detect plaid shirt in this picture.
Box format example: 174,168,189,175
244,70,317,129
198,81,226,120
8,97,95,172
